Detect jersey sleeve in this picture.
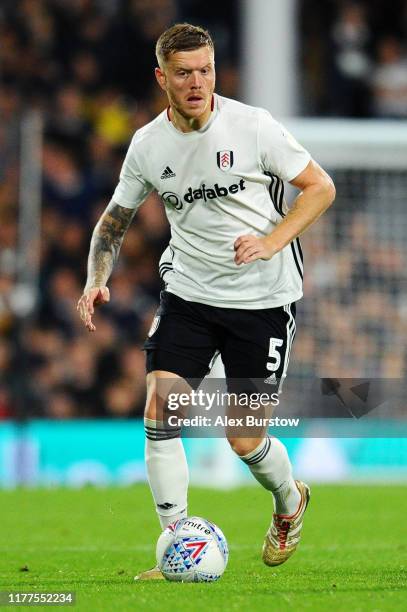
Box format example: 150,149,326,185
258,110,311,182
112,135,154,209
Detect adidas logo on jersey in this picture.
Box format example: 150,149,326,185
161,166,176,179
184,179,246,203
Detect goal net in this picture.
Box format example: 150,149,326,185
272,119,407,419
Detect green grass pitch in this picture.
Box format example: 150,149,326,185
1,485,406,611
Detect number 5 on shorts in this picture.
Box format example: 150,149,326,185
266,338,283,373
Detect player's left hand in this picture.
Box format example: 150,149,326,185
234,234,277,265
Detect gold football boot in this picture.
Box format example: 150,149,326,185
262,480,310,566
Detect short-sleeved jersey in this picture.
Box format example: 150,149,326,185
113,94,311,309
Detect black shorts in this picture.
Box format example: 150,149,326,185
144,291,296,389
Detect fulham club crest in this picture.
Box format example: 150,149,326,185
217,150,234,172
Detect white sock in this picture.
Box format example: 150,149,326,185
145,418,188,529
240,437,301,515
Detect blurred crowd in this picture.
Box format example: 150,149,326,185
0,0,238,419
300,0,407,117
1,1,406,421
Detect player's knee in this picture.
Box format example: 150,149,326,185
144,371,187,421
227,436,263,457
144,372,161,420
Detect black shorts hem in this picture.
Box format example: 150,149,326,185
145,348,210,381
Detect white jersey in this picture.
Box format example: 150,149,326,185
113,94,311,309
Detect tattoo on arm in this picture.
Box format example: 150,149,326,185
86,201,136,289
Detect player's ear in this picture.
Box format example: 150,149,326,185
155,67,167,92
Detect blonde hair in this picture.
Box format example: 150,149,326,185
156,23,214,67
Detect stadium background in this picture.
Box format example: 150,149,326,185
0,0,406,487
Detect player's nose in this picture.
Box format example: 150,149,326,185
190,70,202,88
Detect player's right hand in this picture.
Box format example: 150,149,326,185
77,286,110,332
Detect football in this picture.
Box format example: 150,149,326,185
156,516,229,582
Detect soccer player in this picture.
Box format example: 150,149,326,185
77,23,335,579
